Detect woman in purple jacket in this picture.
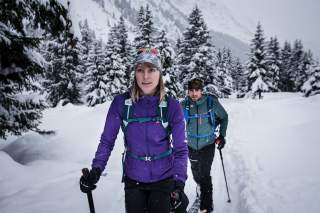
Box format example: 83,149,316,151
80,48,189,213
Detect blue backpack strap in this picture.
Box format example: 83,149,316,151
183,98,191,124
126,148,173,161
122,94,170,133
207,95,215,126
187,128,216,138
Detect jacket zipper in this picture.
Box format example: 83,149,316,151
196,103,199,150
146,108,152,180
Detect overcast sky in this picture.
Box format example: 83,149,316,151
223,0,320,59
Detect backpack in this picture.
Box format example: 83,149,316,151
120,93,172,164
121,93,171,136
183,95,216,139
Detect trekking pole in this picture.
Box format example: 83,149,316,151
82,168,96,213
218,149,231,203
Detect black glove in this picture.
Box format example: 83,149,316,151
80,167,102,193
215,135,226,150
171,180,189,211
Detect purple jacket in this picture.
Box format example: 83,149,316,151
92,93,188,183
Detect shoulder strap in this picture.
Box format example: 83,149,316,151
183,97,191,124
158,95,171,135
207,95,213,110
121,92,132,131
206,95,215,126
158,96,168,128
122,93,171,135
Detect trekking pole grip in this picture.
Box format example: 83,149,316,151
82,168,96,213
82,168,90,178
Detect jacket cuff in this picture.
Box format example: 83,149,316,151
175,180,185,190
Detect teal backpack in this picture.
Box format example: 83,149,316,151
183,96,217,139
120,93,172,162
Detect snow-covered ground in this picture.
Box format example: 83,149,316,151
1,93,320,213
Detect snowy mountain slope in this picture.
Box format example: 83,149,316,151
211,31,250,62
58,0,251,60
58,0,120,41
168,0,252,42
1,93,320,213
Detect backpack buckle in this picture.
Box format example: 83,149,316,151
144,156,152,161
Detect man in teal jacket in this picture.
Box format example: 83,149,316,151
182,79,228,213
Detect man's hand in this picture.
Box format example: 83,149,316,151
215,136,226,150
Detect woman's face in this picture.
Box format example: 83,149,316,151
135,63,160,96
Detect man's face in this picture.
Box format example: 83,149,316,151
188,89,203,101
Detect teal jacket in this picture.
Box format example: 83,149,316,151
181,95,228,150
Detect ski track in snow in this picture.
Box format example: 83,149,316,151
212,101,250,213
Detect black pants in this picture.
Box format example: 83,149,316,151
188,143,215,211
124,177,187,213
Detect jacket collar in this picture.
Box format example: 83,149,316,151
188,95,207,106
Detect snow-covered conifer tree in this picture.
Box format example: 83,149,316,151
302,63,320,97
216,48,233,98
176,6,217,95
85,40,108,106
279,41,293,91
0,0,68,139
265,37,281,91
117,16,134,87
246,23,269,98
290,40,306,91
79,19,95,56
233,58,248,98
44,18,83,107
133,5,155,49
155,30,183,98
105,25,127,99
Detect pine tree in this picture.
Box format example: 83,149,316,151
156,30,173,75
231,57,245,94
300,50,314,90
79,19,95,57
290,40,306,91
279,41,293,91
143,5,155,47
78,19,95,82
234,58,248,98
246,23,269,98
156,30,183,98
133,6,145,49
44,18,83,107
63,36,83,105
265,37,281,91
85,40,108,106
105,25,127,99
117,16,134,87
0,0,68,139
176,6,217,95
133,5,155,49
302,63,320,97
216,48,233,98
